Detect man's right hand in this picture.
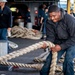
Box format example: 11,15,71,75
41,43,47,49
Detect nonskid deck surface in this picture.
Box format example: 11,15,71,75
0,38,43,75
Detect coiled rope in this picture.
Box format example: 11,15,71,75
10,26,42,40
0,41,57,75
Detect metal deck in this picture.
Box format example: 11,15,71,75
0,38,44,75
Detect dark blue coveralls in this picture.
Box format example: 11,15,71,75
25,11,31,23
38,8,45,30
42,12,48,35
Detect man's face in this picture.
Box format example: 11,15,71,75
0,2,5,6
49,11,61,23
43,4,46,9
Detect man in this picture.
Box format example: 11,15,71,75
38,4,46,31
42,7,48,39
25,7,31,23
0,0,12,70
40,5,75,75
0,0,12,40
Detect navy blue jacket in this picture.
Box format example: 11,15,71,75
0,6,12,28
46,9,75,50
26,11,31,22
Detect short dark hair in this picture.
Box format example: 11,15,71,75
48,5,60,13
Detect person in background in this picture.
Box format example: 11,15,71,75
0,0,12,70
0,0,12,40
25,7,31,24
40,5,75,75
38,4,46,31
70,9,75,17
42,7,48,39
13,8,22,26
40,4,46,25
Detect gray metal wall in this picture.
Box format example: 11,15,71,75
25,2,42,25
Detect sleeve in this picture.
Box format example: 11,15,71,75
41,10,45,18
60,14,75,50
8,10,12,28
46,20,55,43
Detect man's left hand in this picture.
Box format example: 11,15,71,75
51,44,61,52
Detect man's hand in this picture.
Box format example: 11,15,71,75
41,43,47,49
7,28,11,37
8,28,11,32
51,45,61,52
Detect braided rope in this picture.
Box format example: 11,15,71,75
0,61,62,72
49,52,57,75
0,61,43,70
46,41,57,75
0,41,57,75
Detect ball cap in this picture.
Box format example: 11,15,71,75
0,0,7,2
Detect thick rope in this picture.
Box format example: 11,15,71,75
0,41,57,75
0,61,43,70
0,61,62,72
49,52,57,75
46,41,57,75
11,26,42,40
0,41,45,61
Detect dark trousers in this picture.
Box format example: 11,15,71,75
40,46,75,75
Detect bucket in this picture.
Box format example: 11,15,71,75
0,40,7,56
0,40,9,71
19,22,24,28
26,22,32,29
